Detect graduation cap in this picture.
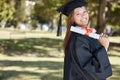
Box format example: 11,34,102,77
56,0,87,36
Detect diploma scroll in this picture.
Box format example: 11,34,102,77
70,26,100,39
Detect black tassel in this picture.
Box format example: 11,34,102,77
57,13,62,36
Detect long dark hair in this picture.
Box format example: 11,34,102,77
63,10,75,52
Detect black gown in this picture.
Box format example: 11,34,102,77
63,32,112,80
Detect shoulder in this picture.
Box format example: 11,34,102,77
70,32,92,50
71,32,94,45
71,32,90,42
70,32,101,51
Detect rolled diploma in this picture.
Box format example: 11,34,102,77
70,26,100,39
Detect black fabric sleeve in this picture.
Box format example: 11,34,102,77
74,36,112,79
75,36,92,68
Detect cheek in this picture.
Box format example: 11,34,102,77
74,16,81,22
74,16,82,23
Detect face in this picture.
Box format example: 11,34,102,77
73,6,89,27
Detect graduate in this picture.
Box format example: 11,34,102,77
57,0,112,80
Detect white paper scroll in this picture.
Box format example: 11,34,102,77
70,26,100,39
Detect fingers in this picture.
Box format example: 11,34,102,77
98,33,110,50
100,33,108,38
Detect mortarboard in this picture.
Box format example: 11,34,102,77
56,0,87,36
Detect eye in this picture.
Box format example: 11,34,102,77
76,13,80,16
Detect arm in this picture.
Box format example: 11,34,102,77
74,36,112,78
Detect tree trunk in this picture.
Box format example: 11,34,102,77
96,0,107,34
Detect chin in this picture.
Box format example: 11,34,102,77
82,23,88,26
76,22,88,27
83,22,89,26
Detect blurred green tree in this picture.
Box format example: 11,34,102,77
87,0,120,34
107,0,120,34
0,0,15,27
33,0,67,23
14,0,27,23
31,0,68,31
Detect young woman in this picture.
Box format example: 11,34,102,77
57,0,112,80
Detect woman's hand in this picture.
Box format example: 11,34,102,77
98,33,109,51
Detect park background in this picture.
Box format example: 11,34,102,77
0,0,120,80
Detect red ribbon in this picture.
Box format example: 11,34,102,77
81,26,93,36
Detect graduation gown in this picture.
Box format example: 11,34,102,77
63,32,112,80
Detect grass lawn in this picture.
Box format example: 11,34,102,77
0,29,120,80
